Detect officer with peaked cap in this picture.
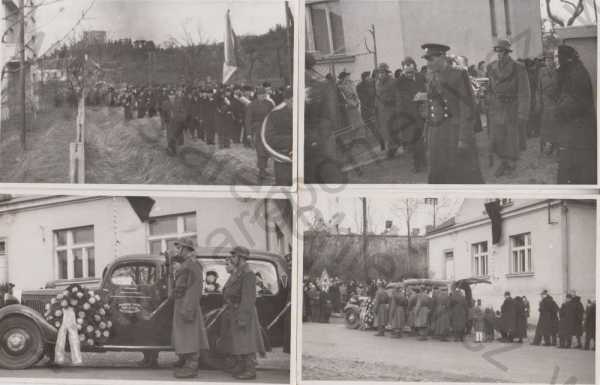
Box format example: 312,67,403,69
487,38,531,177
421,43,483,183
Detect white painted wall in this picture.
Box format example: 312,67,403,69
428,201,596,324
0,197,292,291
310,0,543,81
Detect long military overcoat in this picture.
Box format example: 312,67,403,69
172,257,209,355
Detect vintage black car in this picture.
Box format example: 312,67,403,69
0,247,290,369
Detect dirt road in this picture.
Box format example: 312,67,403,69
302,322,595,383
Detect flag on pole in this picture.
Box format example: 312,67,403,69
223,9,238,84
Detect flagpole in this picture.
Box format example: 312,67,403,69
285,1,293,85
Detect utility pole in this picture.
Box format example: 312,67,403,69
19,0,26,150
368,24,378,71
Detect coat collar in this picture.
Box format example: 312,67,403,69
223,261,251,289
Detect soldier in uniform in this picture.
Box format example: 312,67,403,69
486,39,531,177
170,239,209,378
449,287,468,342
373,280,389,336
245,87,274,182
422,43,483,184
220,246,266,380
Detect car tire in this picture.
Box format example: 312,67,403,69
0,317,44,369
344,309,360,329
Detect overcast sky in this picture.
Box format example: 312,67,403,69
36,0,290,53
305,196,465,236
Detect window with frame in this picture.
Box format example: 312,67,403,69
509,233,533,274
55,226,95,280
147,212,197,255
471,241,489,277
306,1,346,56
0,240,5,256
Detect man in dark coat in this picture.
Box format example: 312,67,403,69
221,246,266,380
307,283,321,323
166,88,188,156
264,87,293,186
450,288,468,341
555,45,597,184
375,63,397,155
532,289,560,346
422,43,483,184
392,57,427,171
305,53,346,183
486,39,530,177
572,295,584,348
171,239,209,378
558,294,576,348
514,296,528,343
584,300,595,350
500,291,517,342
245,87,274,182
356,71,381,149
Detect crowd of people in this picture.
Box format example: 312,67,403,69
305,40,596,184
55,80,294,185
304,277,596,350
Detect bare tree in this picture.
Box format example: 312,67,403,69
395,199,419,273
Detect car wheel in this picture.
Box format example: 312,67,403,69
0,317,44,369
344,309,360,329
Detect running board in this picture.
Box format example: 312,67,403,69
94,345,173,352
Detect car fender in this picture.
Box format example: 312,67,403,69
0,304,57,344
343,303,360,313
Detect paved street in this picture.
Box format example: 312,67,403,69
0,349,289,383
302,322,595,383
345,130,558,184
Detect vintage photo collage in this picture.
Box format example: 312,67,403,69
0,0,597,384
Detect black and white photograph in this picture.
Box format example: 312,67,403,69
0,0,295,186
0,194,292,382
303,0,597,185
301,196,596,382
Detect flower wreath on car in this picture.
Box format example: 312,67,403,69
44,283,113,347
359,297,375,329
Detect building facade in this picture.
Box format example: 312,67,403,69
427,199,596,324
0,196,293,290
306,0,543,80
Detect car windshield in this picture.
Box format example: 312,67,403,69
198,258,279,296
110,263,158,286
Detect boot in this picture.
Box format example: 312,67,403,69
375,327,385,336
174,354,199,379
173,355,186,368
225,356,245,376
235,355,257,380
